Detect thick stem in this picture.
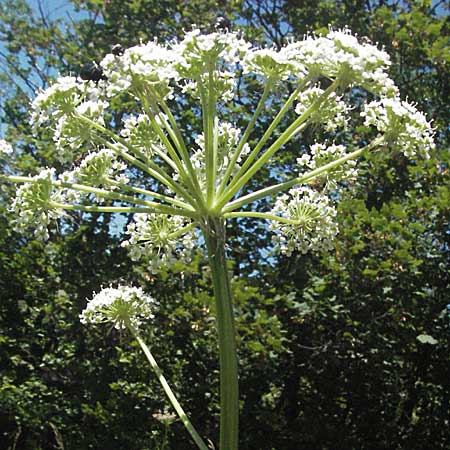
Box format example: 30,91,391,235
203,219,239,450
127,322,209,450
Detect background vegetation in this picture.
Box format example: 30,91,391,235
0,1,449,449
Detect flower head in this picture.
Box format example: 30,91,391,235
295,86,350,132
297,143,358,189
62,149,128,190
121,213,196,273
242,46,297,81
285,28,397,95
100,40,177,98
11,169,67,241
361,97,435,159
270,187,338,256
80,285,155,330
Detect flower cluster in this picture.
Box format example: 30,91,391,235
11,169,67,241
0,139,13,155
121,213,196,273
242,47,297,81
31,76,108,162
285,28,397,95
62,149,128,190
173,29,250,102
361,97,434,159
31,76,83,126
100,41,177,98
297,143,358,189
54,99,108,162
80,285,155,330
8,26,435,265
295,86,350,132
172,29,249,76
270,187,338,255
120,114,164,159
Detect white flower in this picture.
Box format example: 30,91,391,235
361,97,435,159
80,285,155,330
242,46,297,81
31,76,81,127
100,41,177,98
121,213,196,273
270,187,338,255
172,29,250,76
285,28,397,95
53,99,108,163
297,143,358,189
11,168,67,241
120,114,164,158
65,149,128,191
0,139,13,155
295,86,350,132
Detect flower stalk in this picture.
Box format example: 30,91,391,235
203,218,239,450
126,320,210,450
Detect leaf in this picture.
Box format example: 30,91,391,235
416,334,438,345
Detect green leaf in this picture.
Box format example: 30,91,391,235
416,334,438,345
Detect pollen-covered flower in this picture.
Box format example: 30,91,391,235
80,285,155,330
361,97,435,159
121,213,196,273
297,143,358,189
270,187,338,255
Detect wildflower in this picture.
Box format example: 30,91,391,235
361,97,435,159
120,114,164,158
121,214,196,273
80,285,155,329
242,46,297,81
11,168,67,241
294,86,350,132
64,149,128,190
100,40,177,98
297,143,358,189
270,187,338,255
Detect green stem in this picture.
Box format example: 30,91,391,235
223,140,380,213
216,79,340,210
96,137,198,208
223,211,304,225
49,203,161,214
218,76,313,203
126,322,210,450
158,98,203,198
106,179,194,211
217,78,275,197
203,218,239,450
